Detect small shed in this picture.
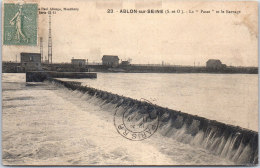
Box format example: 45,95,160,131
20,52,41,71
71,59,86,68
121,61,130,66
102,55,119,67
206,59,224,70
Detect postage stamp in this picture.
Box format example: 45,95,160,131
114,105,159,141
3,3,38,45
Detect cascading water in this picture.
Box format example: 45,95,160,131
48,78,258,165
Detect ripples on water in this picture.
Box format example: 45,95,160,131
60,73,258,131
2,73,255,165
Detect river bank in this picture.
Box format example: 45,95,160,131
3,62,258,74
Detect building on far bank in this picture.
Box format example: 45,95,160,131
121,60,130,66
102,55,119,67
20,52,41,71
206,59,226,70
71,59,86,68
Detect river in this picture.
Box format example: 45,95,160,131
60,73,258,131
2,73,257,165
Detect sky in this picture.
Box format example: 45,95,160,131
2,0,258,66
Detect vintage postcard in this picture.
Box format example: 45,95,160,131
1,0,258,166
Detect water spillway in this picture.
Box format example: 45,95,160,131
47,78,258,165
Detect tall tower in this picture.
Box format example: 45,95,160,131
48,14,52,64
40,37,43,62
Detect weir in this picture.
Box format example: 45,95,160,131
46,78,258,165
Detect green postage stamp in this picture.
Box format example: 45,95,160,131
3,3,38,45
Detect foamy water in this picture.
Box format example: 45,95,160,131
59,73,258,131
2,73,234,165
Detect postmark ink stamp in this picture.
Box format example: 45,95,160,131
114,104,159,141
4,3,38,45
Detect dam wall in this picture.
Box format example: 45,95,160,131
47,78,258,165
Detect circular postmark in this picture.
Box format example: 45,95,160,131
114,105,159,141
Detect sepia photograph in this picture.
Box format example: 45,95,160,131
1,0,258,166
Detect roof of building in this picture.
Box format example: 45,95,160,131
20,52,41,56
206,59,222,64
102,55,119,61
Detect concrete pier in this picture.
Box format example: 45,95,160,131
26,71,97,82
